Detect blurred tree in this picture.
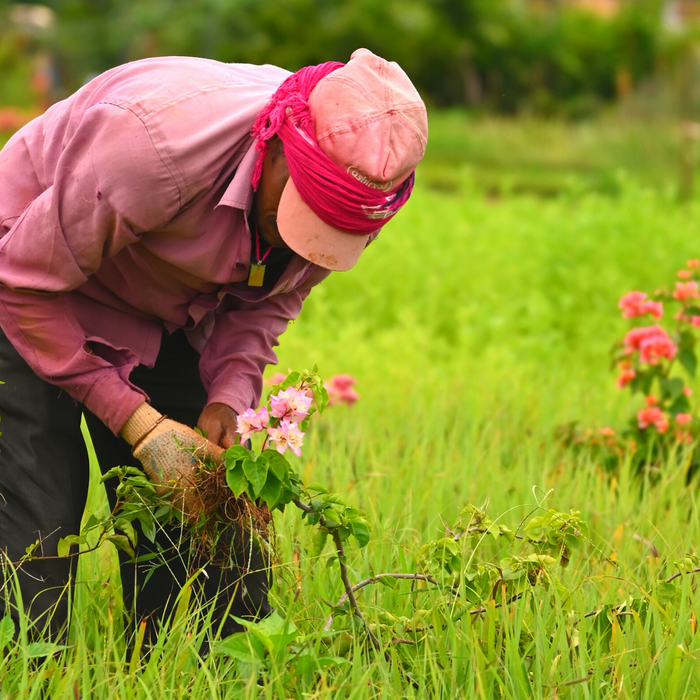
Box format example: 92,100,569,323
2,0,694,114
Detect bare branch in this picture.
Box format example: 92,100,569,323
665,566,700,584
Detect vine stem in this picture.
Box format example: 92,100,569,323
292,496,419,690
323,573,441,632
665,566,700,583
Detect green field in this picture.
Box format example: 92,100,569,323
3,114,700,697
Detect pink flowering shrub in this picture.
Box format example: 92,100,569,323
266,372,360,407
324,374,360,406
562,259,700,478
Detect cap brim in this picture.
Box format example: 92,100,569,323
276,178,370,272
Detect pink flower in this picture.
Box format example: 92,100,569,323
674,281,700,301
325,374,360,406
265,372,288,386
619,292,663,320
656,419,670,434
637,406,666,431
689,259,699,268
617,367,636,389
679,270,692,279
236,407,270,442
270,386,313,422
640,335,677,365
645,301,663,320
692,316,700,329
676,413,692,425
684,387,694,397
624,325,676,365
267,420,304,457
675,429,693,445
600,427,615,436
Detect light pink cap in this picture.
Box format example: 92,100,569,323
276,48,428,271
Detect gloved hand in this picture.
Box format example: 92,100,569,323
121,402,225,519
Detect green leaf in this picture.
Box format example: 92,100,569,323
680,330,696,351
136,512,156,543
669,395,692,416
107,534,135,558
83,514,101,531
224,445,250,469
100,465,143,483
25,642,66,658
349,520,371,548
378,576,397,588
243,456,269,498
276,371,301,391
310,529,329,557
656,581,679,606
0,615,15,651
213,632,266,663
154,504,172,520
306,483,329,494
660,377,685,401
226,463,248,498
114,518,137,546
57,534,86,558
678,348,697,378
310,499,326,512
258,473,282,509
264,450,289,481
322,509,342,528
311,382,329,414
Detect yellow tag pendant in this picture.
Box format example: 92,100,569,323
248,263,266,287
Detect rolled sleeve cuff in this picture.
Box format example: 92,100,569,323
205,376,258,417
82,370,148,434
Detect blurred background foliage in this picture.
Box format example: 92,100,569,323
0,0,698,115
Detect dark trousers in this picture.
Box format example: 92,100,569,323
0,328,270,639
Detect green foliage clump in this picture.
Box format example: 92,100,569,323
1,0,693,114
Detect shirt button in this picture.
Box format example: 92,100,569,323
235,262,246,271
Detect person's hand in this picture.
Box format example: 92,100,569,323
121,403,224,518
197,402,240,449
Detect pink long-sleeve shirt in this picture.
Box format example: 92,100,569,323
0,56,331,434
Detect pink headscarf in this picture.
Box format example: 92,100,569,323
251,62,414,236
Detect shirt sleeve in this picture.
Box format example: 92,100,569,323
0,103,182,433
200,266,331,413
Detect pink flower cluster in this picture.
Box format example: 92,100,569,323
270,386,313,422
623,325,677,365
236,386,312,457
619,291,663,320
637,406,669,433
636,396,693,437
616,359,636,389
267,420,305,456
325,374,359,406
673,281,700,302
236,407,270,443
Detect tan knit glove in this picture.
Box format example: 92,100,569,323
121,403,224,520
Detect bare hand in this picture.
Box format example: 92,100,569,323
197,402,239,449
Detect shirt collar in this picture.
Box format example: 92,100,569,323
215,138,259,212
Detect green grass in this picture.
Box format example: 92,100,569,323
421,111,685,198
3,116,700,697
